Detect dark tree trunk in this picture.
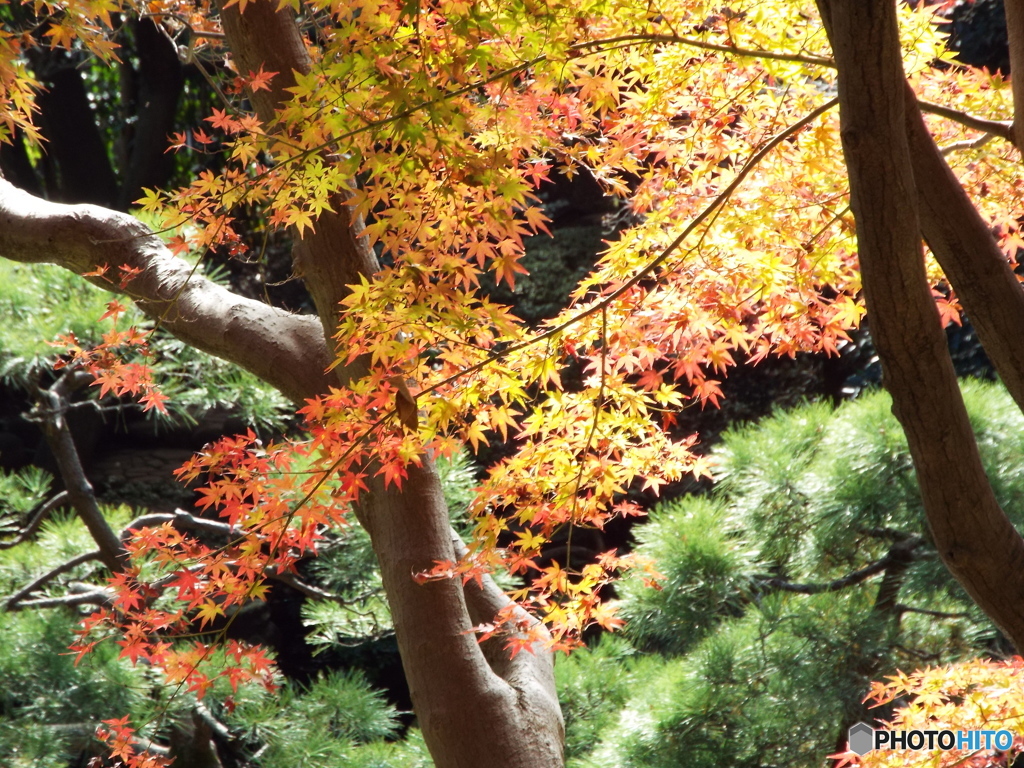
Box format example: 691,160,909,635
33,51,119,206
117,20,185,210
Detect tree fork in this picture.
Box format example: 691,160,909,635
217,3,564,765
817,0,1024,649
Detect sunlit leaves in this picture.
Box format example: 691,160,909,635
836,658,1024,768
12,0,1020,759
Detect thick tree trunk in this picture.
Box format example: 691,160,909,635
217,4,564,763
817,0,1024,649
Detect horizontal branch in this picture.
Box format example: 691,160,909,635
0,178,332,403
919,100,1016,145
0,491,69,550
579,33,834,68
120,509,241,543
9,590,112,611
4,549,102,609
761,536,924,595
895,604,971,619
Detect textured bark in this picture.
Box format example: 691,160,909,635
216,4,565,764
1004,0,1024,150
904,86,1024,415
818,0,1024,649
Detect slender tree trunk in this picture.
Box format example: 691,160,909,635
117,20,185,210
903,85,1024,416
1003,0,1024,150
816,0,1024,649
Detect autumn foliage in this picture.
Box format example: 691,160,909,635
835,658,1024,768
4,0,1024,764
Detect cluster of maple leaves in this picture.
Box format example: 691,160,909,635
5,0,1024,764
833,658,1024,767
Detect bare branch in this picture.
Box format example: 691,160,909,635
33,368,128,571
577,33,834,68
918,100,1015,145
5,549,102,609
940,132,996,155
895,605,971,620
9,591,112,611
120,509,241,543
193,702,234,744
0,491,69,550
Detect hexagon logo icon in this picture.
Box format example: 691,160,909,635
848,722,875,756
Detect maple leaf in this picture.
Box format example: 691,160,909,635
246,66,278,92
139,388,169,413
206,107,240,133
195,599,225,627
504,634,539,659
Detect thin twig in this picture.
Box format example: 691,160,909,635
895,605,971,619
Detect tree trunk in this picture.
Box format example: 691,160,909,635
32,50,119,206
117,20,185,211
0,0,566,762
217,4,564,762
817,0,1024,649
903,84,1024,416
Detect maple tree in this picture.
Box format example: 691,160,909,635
834,658,1024,767
4,0,1024,765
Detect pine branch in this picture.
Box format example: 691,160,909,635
0,491,70,550
761,536,924,596
4,549,102,609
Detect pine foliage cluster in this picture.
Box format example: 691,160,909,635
3,382,1023,767
558,380,1023,768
